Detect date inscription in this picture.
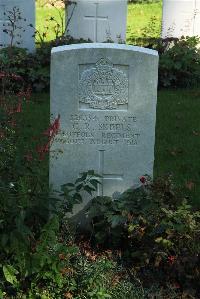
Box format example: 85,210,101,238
56,113,140,146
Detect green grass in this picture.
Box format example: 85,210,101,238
20,89,200,206
36,1,163,42
127,1,162,41
36,4,65,42
155,89,200,205
17,94,50,179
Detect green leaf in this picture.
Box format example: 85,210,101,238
75,183,83,192
109,215,125,228
89,179,100,190
87,170,95,175
84,185,94,195
3,265,18,285
80,172,88,181
73,193,82,203
75,177,84,184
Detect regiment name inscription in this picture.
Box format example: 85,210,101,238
56,113,140,146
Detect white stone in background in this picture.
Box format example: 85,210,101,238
194,0,200,35
66,0,128,42
162,0,200,38
50,43,158,216
0,0,35,52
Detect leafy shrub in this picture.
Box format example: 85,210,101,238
88,176,200,293
0,46,50,92
2,35,200,91
159,36,200,87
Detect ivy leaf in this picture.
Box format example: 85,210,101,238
3,265,18,285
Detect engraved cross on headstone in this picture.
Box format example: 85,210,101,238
98,150,123,196
84,2,108,42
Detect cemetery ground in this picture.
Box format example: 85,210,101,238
0,1,200,298
2,87,199,297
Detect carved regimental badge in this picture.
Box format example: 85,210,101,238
79,58,128,110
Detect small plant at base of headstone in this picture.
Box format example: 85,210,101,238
59,170,101,214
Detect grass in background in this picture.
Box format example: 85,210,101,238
36,2,65,42
17,94,50,180
127,1,162,42
155,89,200,206
36,1,163,42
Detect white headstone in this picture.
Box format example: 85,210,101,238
66,0,127,42
0,0,35,52
162,0,200,38
50,44,158,215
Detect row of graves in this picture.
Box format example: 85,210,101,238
0,0,200,52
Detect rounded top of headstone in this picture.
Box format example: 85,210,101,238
51,43,158,57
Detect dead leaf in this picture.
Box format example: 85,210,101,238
185,181,195,190
64,292,73,299
154,255,162,267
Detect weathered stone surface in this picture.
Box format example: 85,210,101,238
162,0,200,38
50,43,158,214
66,0,127,42
0,0,35,52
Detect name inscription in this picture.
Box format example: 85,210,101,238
56,113,140,146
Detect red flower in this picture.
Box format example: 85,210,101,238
167,255,176,265
140,176,146,184
16,101,22,113
0,72,6,79
36,115,60,161
174,282,180,289
17,87,32,102
43,114,60,139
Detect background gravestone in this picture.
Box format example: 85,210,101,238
50,43,158,214
0,0,35,52
66,0,127,42
162,0,200,38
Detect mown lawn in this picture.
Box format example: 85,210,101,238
36,0,163,42
155,89,200,206
20,89,200,206
127,0,162,42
